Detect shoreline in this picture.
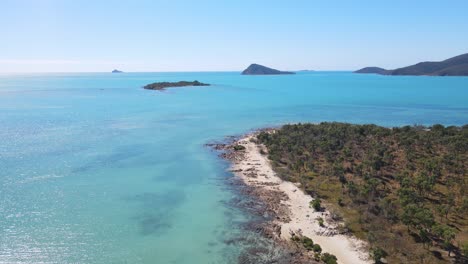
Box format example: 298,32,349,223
215,132,371,264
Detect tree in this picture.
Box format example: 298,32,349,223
311,198,321,211
418,229,431,249
414,172,435,196
371,247,388,264
447,192,456,219
436,204,450,222
401,204,434,231
379,197,398,222
321,253,338,264
461,242,468,258
312,243,322,253
301,236,314,250
347,181,359,198
433,225,456,256
442,227,456,257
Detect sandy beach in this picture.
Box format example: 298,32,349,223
226,134,371,264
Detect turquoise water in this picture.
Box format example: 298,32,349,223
1,72,467,263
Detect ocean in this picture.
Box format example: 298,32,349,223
1,72,467,263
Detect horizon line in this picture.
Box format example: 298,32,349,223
0,70,355,74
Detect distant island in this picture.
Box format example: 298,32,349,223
355,53,468,76
241,64,295,75
143,80,210,90
354,67,390,75
112,69,123,73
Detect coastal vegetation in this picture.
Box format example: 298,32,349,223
291,235,336,264
143,80,209,90
258,122,468,263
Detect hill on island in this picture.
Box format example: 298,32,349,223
355,67,390,75
355,53,468,76
241,64,295,75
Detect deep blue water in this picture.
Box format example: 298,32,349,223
1,72,467,263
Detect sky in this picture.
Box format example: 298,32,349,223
1,0,468,72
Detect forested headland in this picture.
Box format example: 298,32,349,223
258,123,467,263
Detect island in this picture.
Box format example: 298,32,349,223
355,53,468,76
241,63,295,75
211,122,468,264
143,80,210,90
112,69,123,73
354,67,390,75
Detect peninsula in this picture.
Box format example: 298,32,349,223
214,123,467,264
355,53,468,76
242,64,295,75
213,131,370,264
143,80,210,91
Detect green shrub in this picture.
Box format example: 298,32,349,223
317,217,325,227
371,247,387,263
310,198,322,211
233,144,246,151
312,243,322,253
301,236,314,250
461,242,468,257
321,253,338,264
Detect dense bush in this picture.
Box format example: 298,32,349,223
321,253,338,264
311,198,322,211
258,122,467,263
302,236,314,250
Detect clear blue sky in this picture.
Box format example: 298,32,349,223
1,0,467,72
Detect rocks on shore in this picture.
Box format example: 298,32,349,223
205,136,319,263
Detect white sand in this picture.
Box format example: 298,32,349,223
231,135,371,264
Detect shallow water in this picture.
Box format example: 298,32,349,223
1,72,467,263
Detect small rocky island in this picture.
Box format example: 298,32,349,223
355,53,468,76
143,80,210,91
112,69,123,73
241,64,295,75
354,67,390,75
